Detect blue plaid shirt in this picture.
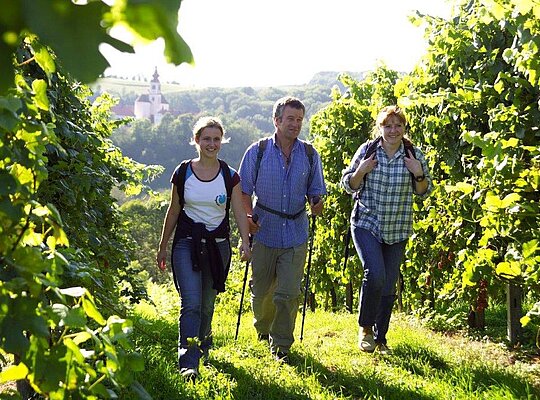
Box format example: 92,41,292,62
341,140,433,244
239,134,327,248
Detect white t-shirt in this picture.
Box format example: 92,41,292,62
173,162,239,231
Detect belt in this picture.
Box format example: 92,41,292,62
256,201,305,220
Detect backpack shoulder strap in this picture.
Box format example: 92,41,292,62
363,137,381,160
361,137,381,184
303,141,315,168
402,137,416,158
303,141,315,188
255,137,270,184
219,159,233,212
176,160,191,208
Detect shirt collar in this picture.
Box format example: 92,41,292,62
271,133,301,151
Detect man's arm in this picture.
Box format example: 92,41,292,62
241,192,259,234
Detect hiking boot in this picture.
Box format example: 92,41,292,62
201,348,210,365
180,368,199,382
358,331,376,353
257,333,270,342
273,351,290,364
375,343,392,355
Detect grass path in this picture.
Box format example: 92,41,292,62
124,283,540,400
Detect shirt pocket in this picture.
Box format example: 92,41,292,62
289,158,311,189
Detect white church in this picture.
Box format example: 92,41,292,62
133,67,170,124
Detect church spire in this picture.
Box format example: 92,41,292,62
152,66,159,82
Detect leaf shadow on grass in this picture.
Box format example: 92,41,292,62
389,343,450,377
287,350,437,400
386,343,540,399
126,317,196,400
209,358,310,400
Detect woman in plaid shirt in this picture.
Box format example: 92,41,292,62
341,106,433,355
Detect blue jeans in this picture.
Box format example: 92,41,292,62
172,238,231,369
352,227,406,345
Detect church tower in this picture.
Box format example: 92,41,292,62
134,67,170,124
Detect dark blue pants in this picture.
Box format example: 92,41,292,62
352,227,406,344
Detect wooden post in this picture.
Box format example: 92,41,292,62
507,283,522,345
330,282,338,312
309,292,316,312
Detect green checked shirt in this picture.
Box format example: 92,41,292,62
341,140,433,244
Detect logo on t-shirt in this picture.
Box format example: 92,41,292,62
215,193,227,206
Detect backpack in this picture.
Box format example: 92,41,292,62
363,136,416,186
175,159,234,211
254,137,315,185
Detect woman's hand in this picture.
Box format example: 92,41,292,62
349,153,378,190
357,152,378,175
156,249,167,271
403,149,423,176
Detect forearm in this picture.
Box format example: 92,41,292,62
241,192,253,216
233,189,251,243
348,169,366,191
158,208,179,250
414,179,429,195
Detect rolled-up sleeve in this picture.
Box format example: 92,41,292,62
239,143,258,196
307,151,327,198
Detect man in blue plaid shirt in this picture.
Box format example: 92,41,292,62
341,105,433,355
239,96,326,363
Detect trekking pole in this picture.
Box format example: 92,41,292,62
235,214,258,341
300,196,320,342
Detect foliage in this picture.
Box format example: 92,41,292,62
104,83,333,189
120,194,170,284
0,0,193,92
397,0,540,322
0,36,157,397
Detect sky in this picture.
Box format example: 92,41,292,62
101,0,453,88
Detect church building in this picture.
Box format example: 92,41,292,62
133,67,170,124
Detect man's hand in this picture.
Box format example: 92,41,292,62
310,196,324,216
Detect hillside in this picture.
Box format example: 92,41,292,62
92,71,357,190
93,70,366,97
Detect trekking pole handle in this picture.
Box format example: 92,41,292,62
249,214,258,247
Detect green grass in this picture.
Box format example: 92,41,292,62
123,282,540,400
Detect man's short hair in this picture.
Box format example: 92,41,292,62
273,96,305,120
